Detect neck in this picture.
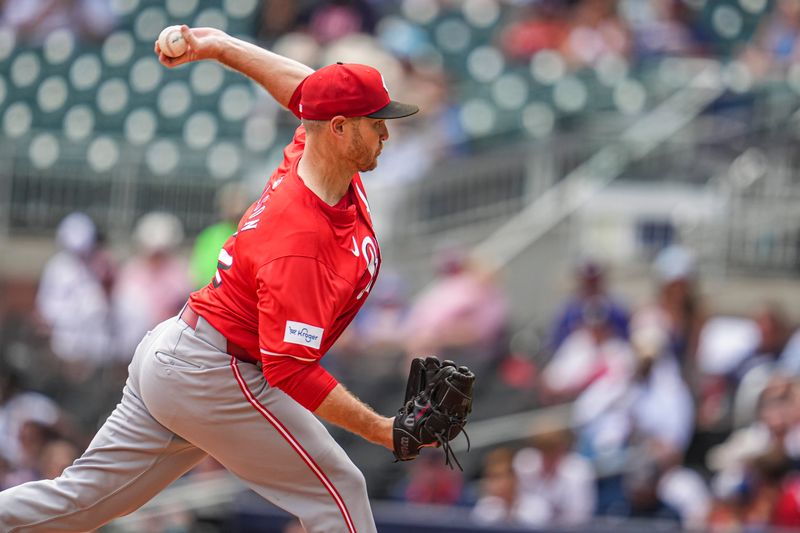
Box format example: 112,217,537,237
297,137,354,206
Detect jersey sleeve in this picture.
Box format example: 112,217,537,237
256,256,345,410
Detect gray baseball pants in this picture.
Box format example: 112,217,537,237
0,313,376,533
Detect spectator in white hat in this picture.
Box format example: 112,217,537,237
35,213,112,375
112,212,191,359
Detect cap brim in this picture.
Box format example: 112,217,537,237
366,100,419,119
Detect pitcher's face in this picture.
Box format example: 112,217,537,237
346,118,389,172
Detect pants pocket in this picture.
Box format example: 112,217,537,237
153,351,203,370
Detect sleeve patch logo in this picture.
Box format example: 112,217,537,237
283,321,324,350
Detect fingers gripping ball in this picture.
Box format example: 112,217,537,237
393,356,475,469
158,26,187,58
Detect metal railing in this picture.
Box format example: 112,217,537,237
0,134,223,242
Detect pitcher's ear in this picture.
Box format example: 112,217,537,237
330,116,347,135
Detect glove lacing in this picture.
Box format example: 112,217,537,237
434,418,470,471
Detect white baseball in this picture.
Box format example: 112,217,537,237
158,26,187,58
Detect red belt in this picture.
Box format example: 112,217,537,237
180,305,252,361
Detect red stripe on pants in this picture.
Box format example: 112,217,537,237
229,357,357,533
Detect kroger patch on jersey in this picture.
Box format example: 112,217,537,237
284,321,324,349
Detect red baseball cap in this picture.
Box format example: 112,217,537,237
294,62,419,121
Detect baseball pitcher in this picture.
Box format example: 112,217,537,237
0,26,474,533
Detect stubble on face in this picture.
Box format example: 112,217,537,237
346,121,381,172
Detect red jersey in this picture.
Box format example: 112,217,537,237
189,125,381,410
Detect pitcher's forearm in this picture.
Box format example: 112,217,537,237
314,384,393,449
217,36,313,109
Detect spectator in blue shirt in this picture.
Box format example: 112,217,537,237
549,260,630,352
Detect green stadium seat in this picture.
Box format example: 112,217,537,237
205,140,242,180
145,137,181,175
102,31,136,72
3,101,33,139
400,0,441,27
156,81,192,134
94,78,130,131
434,17,473,56
123,107,158,146
28,132,61,170
42,30,76,75
491,72,529,112
166,0,199,19
35,75,70,128
134,6,168,43
194,7,229,33
223,0,259,19
62,105,96,142
68,54,104,107
521,101,556,139
466,45,505,83
10,51,42,95
110,0,142,20
86,135,121,173
189,62,225,110
183,111,218,150
243,113,277,153
128,56,163,98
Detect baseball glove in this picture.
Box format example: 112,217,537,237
393,356,475,469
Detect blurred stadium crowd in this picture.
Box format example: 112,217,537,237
3,0,800,532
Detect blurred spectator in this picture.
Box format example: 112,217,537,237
254,0,309,42
573,320,694,514
735,303,795,384
741,0,800,77
190,183,251,290
657,464,711,530
701,304,799,430
113,212,191,358
404,248,508,370
471,447,544,527
35,213,113,376
540,300,634,404
573,320,694,458
306,0,378,45
4,421,59,487
696,315,761,429
499,0,572,62
549,259,629,352
779,329,800,377
37,439,79,480
352,273,409,356
709,448,799,531
607,453,681,523
708,376,800,480
1,0,116,43
562,0,632,68
393,452,464,506
772,470,800,528
620,0,694,59
633,245,705,373
0,374,62,477
512,425,596,527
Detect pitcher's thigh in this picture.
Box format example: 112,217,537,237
166,359,376,533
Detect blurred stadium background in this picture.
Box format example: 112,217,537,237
3,0,800,531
